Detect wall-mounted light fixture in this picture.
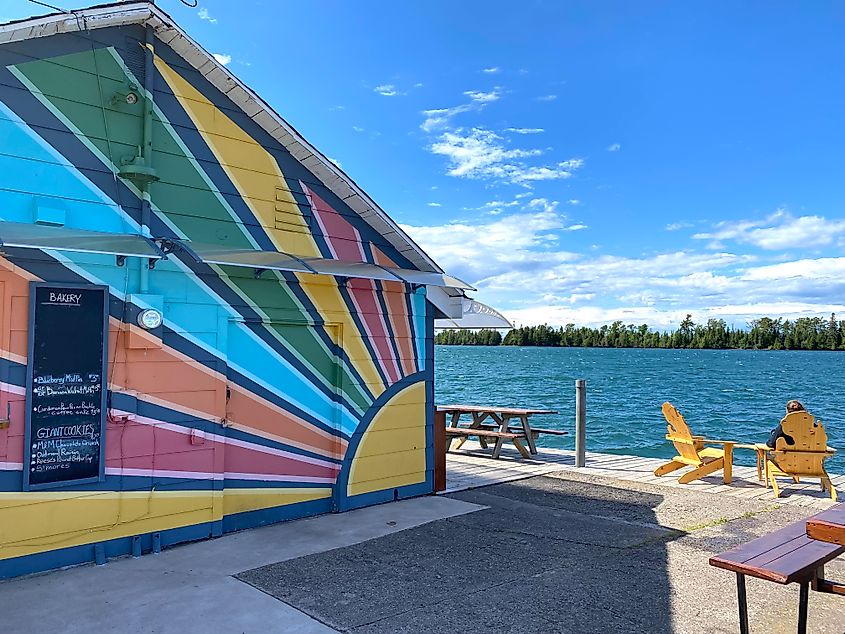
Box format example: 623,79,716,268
110,83,140,107
137,308,163,330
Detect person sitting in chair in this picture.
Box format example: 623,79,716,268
766,399,805,448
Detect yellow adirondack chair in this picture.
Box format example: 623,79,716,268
654,402,736,484
766,410,837,501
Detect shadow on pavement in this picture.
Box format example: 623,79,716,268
237,476,677,633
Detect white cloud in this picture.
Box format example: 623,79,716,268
475,199,521,215
451,241,845,328
503,302,845,330
401,209,578,284
420,88,502,132
463,89,501,103
328,157,342,168
212,53,231,66
429,127,583,185
374,84,400,96
430,128,537,177
505,127,544,134
536,94,557,102
427,202,442,207
198,8,217,23
404,205,845,327
693,210,845,250
478,199,520,210
329,105,346,111
526,198,558,213
666,222,692,231
607,143,621,152
482,67,501,74
352,126,365,133
568,199,581,206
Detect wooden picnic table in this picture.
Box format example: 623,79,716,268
437,404,561,459
710,502,845,633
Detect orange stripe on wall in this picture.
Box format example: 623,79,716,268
226,382,346,459
0,261,343,460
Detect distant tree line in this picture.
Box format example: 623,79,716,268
434,314,845,351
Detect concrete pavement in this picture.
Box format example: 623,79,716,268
0,495,484,634
240,472,845,633
3,470,845,633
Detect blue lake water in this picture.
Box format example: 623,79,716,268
434,346,845,472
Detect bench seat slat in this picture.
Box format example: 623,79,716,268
445,428,521,439
527,427,568,435
710,507,845,584
814,506,845,524
744,535,814,569
475,424,568,436
759,541,845,584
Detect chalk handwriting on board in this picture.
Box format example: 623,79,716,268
25,284,108,489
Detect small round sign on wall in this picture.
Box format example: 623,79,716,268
137,308,162,330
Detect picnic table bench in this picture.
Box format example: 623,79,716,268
473,423,569,440
438,404,563,460
709,502,845,633
444,426,529,459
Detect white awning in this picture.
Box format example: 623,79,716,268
179,242,474,289
0,220,164,259
435,298,512,329
0,220,473,290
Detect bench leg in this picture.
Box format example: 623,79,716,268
471,413,489,449
518,415,537,455
797,581,809,634
512,437,531,459
491,437,506,459
736,573,749,634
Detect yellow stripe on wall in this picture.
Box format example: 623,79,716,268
0,487,332,562
154,59,387,394
154,57,316,256
0,490,215,561
347,381,426,496
222,487,331,516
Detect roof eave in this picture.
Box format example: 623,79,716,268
0,1,444,274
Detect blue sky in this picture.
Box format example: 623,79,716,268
5,1,845,328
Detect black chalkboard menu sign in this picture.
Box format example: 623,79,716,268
24,283,108,490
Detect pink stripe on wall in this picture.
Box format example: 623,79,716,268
106,412,340,482
303,183,367,263
347,280,403,384
302,184,404,384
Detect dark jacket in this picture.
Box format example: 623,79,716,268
766,423,794,449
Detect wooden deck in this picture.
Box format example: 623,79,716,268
444,442,843,511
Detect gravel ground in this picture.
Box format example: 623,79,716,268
237,472,845,633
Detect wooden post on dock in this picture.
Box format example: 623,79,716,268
575,379,586,467
434,410,446,492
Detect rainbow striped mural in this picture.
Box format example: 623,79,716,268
0,17,434,578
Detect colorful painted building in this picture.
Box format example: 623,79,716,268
0,2,471,579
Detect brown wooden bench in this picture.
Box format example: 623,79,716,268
475,423,569,440
444,427,530,459
709,503,845,633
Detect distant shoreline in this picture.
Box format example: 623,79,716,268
435,313,845,351
435,342,844,352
